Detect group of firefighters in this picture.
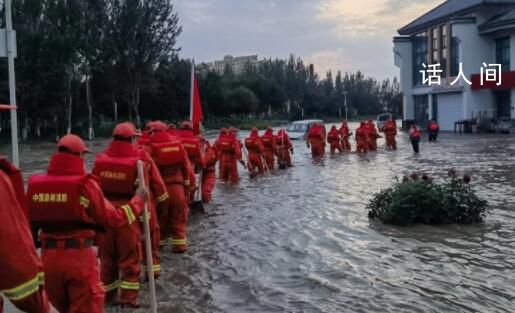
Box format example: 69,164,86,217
307,119,398,157
0,104,299,313
307,118,440,156
1,100,441,313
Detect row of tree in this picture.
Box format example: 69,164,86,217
197,56,402,120
0,1,402,141
0,0,182,140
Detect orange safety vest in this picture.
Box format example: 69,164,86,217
93,153,139,199
27,153,93,228
151,132,184,170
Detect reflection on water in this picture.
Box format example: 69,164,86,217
2,125,514,313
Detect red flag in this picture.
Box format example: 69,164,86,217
192,77,203,135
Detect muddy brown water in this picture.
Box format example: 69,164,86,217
2,124,514,313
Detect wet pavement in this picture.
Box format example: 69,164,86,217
2,124,515,313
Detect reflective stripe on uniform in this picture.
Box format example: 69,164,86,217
159,240,168,247
171,238,187,246
0,273,42,301
157,193,169,202
152,264,161,273
103,280,120,292
79,196,90,208
121,205,136,224
120,281,140,290
183,180,190,186
37,272,44,285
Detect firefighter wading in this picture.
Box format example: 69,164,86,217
92,122,169,308
28,134,147,313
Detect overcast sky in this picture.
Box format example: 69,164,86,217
173,0,445,81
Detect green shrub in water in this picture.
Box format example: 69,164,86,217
367,172,488,225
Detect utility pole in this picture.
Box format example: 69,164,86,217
5,0,19,166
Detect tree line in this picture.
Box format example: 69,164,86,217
196,56,402,121
0,0,402,141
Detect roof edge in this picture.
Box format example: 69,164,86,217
398,3,485,36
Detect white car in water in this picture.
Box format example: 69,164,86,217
287,119,325,140
377,113,393,132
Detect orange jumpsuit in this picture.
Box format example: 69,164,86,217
339,123,352,152
178,129,204,203
276,130,293,167
150,131,192,253
355,124,369,153
367,121,380,151
29,152,144,313
93,141,169,305
383,120,397,150
327,126,343,153
261,130,276,170
201,141,218,203
0,158,49,313
217,134,243,184
307,125,325,157
245,131,265,175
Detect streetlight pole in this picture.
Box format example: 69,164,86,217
5,0,19,166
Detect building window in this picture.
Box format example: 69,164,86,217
413,35,428,86
440,25,448,78
451,37,460,77
496,37,510,72
432,27,439,63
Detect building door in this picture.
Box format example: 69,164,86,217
495,91,511,118
414,95,429,128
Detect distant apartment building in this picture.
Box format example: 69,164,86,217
208,55,261,75
393,0,515,131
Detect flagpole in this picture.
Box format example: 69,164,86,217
189,60,195,122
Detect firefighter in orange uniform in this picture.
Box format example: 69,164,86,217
245,128,265,175
28,134,146,313
339,121,352,152
201,139,218,203
178,121,204,203
261,127,277,170
214,128,228,175
409,123,421,153
327,125,343,153
148,121,193,253
276,129,293,167
0,105,49,313
217,128,245,183
355,122,369,153
366,120,380,151
427,119,440,142
168,124,178,137
92,123,169,307
383,119,398,150
307,123,325,157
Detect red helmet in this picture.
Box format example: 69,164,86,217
113,122,141,138
220,128,228,135
169,124,177,130
57,134,90,153
149,121,168,132
180,121,192,130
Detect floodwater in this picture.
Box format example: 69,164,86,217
2,124,514,313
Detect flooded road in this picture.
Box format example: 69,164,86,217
2,125,515,313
